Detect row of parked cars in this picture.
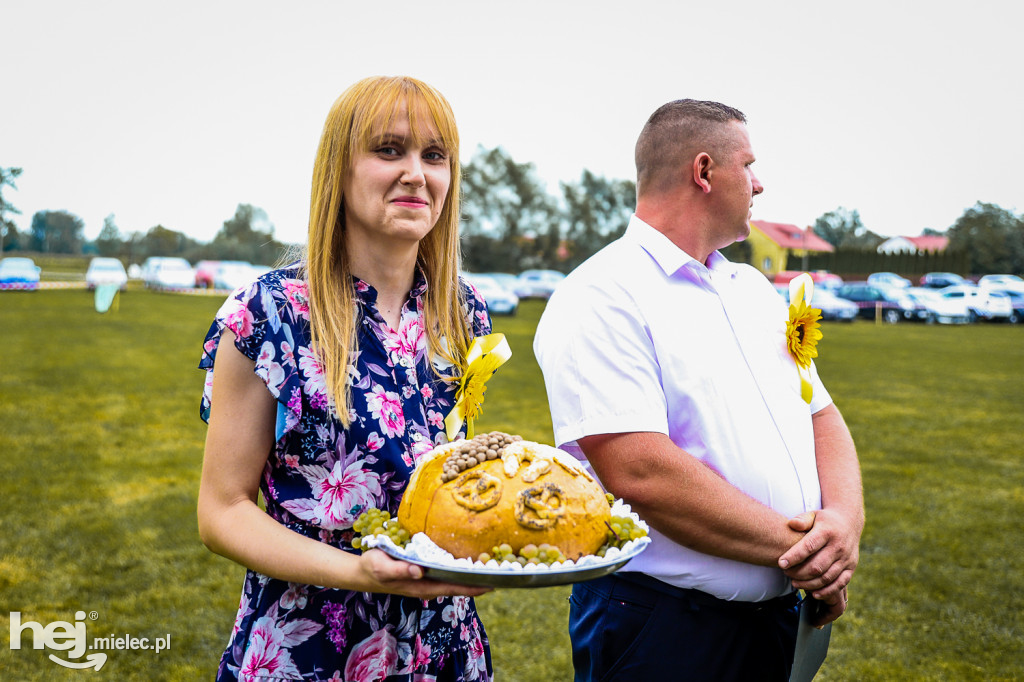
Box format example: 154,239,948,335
775,270,1024,324
6,255,1022,327
142,257,271,290
464,269,567,316
0,256,272,292
0,256,132,291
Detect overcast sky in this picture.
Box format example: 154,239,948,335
4,0,1022,248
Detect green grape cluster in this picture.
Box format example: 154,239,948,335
596,515,648,557
351,508,411,550
476,542,567,566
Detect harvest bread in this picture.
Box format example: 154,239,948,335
398,432,611,560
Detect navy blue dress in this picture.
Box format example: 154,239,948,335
199,263,493,681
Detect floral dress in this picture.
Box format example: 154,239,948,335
199,262,494,682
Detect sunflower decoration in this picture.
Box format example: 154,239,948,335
786,273,823,403
444,333,512,440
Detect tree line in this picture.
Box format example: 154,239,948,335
2,157,1022,276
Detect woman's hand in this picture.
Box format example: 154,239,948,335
355,549,492,599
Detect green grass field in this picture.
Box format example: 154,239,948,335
1,289,1022,680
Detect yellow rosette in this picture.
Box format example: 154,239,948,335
786,273,823,404
444,333,512,441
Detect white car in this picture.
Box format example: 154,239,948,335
142,256,195,289
213,261,258,290
466,273,519,316
514,269,566,299
939,285,1012,322
905,287,970,324
85,257,128,291
867,272,912,290
978,274,1024,294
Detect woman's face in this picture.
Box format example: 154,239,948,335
342,110,451,249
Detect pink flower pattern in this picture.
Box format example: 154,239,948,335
345,628,400,681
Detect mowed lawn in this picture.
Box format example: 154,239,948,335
1,288,1022,680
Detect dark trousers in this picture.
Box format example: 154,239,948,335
569,572,800,681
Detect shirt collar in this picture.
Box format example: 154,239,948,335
626,215,738,279
353,267,429,306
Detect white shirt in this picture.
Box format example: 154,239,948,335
534,216,832,601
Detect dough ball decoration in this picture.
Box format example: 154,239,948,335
353,432,649,567
440,431,522,483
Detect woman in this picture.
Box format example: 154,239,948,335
198,76,494,682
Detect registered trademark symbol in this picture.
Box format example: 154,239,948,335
89,611,99,621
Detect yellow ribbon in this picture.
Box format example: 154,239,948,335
444,333,512,441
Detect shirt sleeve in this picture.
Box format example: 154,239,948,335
534,280,669,448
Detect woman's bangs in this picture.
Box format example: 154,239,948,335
352,83,457,155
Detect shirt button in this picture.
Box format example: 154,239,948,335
412,433,423,442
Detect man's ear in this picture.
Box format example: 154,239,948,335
693,153,713,194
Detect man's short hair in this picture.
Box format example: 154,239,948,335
635,99,747,196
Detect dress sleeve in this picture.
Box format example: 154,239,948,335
198,278,304,440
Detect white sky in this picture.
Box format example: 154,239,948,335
4,0,1022,246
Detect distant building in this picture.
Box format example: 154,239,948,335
746,220,835,276
877,235,949,254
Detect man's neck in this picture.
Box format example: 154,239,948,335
635,204,717,265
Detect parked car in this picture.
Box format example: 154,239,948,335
483,272,520,294
834,282,915,323
0,256,41,290
999,289,1024,324
141,256,195,289
977,274,1024,294
903,287,970,324
776,285,858,322
85,257,128,291
867,272,912,290
939,285,1012,322
213,261,258,290
920,272,967,289
773,270,843,291
193,260,221,288
514,269,566,299
466,273,519,316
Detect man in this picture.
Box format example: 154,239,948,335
534,100,864,680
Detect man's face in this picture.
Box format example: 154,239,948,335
712,121,764,245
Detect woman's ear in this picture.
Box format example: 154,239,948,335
693,153,713,194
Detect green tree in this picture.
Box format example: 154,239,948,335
947,202,1024,274
812,207,881,249
30,210,85,254
560,170,636,269
138,224,197,260
461,146,561,272
211,203,283,264
1,166,23,252
96,213,122,257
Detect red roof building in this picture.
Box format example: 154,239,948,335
877,235,949,254
746,220,834,276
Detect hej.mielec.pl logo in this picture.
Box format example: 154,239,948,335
9,610,172,671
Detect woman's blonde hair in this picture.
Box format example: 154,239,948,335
304,75,470,425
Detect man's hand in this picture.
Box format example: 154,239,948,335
778,508,860,602
808,586,849,627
